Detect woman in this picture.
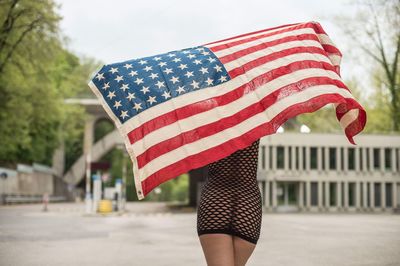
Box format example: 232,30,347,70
197,139,262,266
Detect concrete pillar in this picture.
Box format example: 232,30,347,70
369,148,374,172
284,146,289,172
362,148,367,173
355,147,360,172
343,147,348,173
291,146,296,172
318,181,323,210
380,148,385,173
370,182,375,209
381,181,386,210
317,147,322,172
299,146,304,171
337,181,342,209
344,181,349,210
306,181,311,209
272,146,277,171
324,146,329,173
265,145,270,171
391,148,396,174
305,146,310,172
325,181,330,209
393,182,398,209
264,180,270,208
272,180,277,209
299,181,304,209
336,147,341,172
355,182,361,210
363,182,368,210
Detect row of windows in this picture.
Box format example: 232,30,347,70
260,146,400,172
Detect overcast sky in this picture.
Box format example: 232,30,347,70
55,0,365,87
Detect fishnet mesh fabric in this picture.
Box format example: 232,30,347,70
196,139,262,244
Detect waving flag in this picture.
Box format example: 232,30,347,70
88,21,367,200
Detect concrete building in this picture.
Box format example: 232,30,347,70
254,132,400,212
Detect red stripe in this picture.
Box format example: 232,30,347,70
136,76,348,169
228,49,338,79
141,93,364,197
218,34,320,64
203,22,303,46
208,22,314,52
127,60,341,145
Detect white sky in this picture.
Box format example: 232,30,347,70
56,0,369,92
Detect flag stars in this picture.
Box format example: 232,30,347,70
134,77,144,85
184,71,194,78
207,57,216,63
158,62,167,67
163,68,173,75
202,51,210,56
193,59,202,65
153,56,162,61
107,91,116,99
167,53,176,57
120,84,129,91
129,70,138,76
113,100,122,109
147,95,157,105
126,92,136,101
169,76,180,84
149,73,159,79
141,86,150,94
205,77,214,86
138,60,147,65
120,110,129,119
190,80,200,89
109,67,118,74
155,81,166,88
219,75,228,82
133,102,142,111
196,47,205,52
187,54,196,59
213,65,223,72
178,64,188,70
199,67,208,74
124,63,133,69
115,75,123,82
102,82,110,90
143,65,153,72
96,73,105,81
162,90,172,99
176,86,185,94
172,57,181,63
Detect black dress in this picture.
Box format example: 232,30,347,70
196,139,262,244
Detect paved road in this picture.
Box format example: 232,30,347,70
0,202,399,266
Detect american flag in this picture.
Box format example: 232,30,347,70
88,21,367,200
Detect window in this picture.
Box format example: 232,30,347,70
261,146,266,169
311,182,318,206
366,148,370,170
385,183,393,207
373,148,380,170
269,146,273,169
295,147,299,170
348,147,355,170
359,148,363,171
329,182,337,206
310,147,317,169
374,183,381,207
384,148,392,170
322,147,326,170
277,146,284,169
340,147,344,171
348,182,356,207
329,147,336,170
288,146,292,170
303,147,307,170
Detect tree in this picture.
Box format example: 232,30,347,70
333,0,400,131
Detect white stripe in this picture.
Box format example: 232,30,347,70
223,40,324,71
120,52,335,136
139,84,354,182
339,108,359,129
205,23,301,48
208,28,316,57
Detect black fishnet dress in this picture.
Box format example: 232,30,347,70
196,139,262,245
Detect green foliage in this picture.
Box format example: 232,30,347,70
0,0,100,167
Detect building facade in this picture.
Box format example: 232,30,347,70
255,132,400,212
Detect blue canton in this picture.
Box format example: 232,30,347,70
91,46,231,123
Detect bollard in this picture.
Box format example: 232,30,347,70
42,193,49,212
